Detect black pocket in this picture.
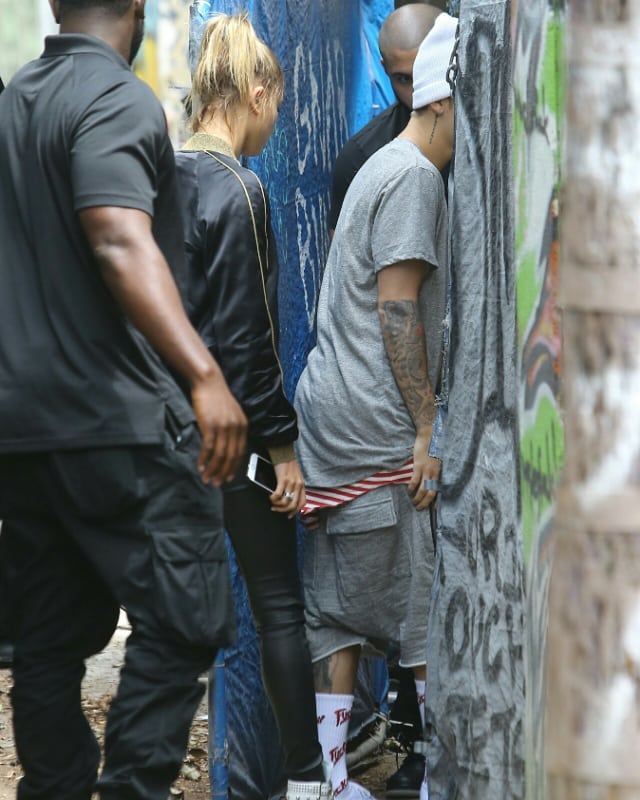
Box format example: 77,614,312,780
52,448,147,519
165,405,198,452
149,526,235,648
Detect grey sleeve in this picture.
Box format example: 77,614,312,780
70,80,166,215
371,166,442,272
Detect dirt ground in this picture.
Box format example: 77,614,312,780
0,620,396,799
0,618,212,800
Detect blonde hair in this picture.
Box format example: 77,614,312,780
191,11,283,132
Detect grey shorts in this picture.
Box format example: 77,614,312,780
302,484,435,667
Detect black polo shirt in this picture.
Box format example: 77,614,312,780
0,34,193,453
328,102,411,230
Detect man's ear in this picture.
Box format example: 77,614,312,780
429,99,447,117
133,0,146,20
48,0,61,24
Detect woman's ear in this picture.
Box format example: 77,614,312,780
249,85,266,115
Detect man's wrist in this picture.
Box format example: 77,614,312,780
187,354,224,390
416,421,435,438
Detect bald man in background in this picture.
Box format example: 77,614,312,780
328,4,442,234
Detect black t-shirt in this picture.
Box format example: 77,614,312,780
0,34,193,452
328,102,411,230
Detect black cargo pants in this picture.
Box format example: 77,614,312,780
0,421,234,800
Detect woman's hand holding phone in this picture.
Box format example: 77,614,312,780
270,459,306,518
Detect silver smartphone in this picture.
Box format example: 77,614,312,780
246,452,277,494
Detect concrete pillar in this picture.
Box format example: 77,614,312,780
546,1,640,796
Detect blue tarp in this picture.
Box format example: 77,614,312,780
188,2,394,797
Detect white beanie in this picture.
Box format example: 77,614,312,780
412,12,458,110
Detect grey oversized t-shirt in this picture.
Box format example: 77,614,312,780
295,138,448,486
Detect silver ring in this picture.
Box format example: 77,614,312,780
283,491,296,500
423,479,440,492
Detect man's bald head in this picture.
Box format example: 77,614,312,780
378,4,442,109
379,4,442,58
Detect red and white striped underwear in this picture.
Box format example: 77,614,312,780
299,461,414,529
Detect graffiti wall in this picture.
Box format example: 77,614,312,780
512,0,565,797
0,0,191,144
424,1,526,797
514,0,564,564
0,1,37,81
134,0,193,144
0,0,55,83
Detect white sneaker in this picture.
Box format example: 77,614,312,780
285,779,332,800
286,762,333,800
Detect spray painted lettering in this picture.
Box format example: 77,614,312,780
425,4,526,798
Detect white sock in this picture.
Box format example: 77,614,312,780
414,678,426,732
316,693,353,797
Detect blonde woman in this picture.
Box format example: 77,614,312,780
175,13,331,800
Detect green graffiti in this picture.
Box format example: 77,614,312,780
515,8,565,563
520,398,564,556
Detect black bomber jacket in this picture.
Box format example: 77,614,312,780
175,133,298,452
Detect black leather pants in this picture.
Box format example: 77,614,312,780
224,481,324,783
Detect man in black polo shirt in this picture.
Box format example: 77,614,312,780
0,1,247,798
328,3,442,233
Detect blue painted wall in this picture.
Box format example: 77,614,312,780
189,3,394,796
191,0,394,397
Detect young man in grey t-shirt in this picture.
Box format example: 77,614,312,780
294,14,458,800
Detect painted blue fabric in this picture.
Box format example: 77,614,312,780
189,1,394,797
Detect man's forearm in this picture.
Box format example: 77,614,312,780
379,299,436,431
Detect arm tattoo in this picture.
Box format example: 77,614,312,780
379,299,435,430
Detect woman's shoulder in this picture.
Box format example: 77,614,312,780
214,160,268,216
181,149,264,196
178,154,268,228
221,159,265,198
